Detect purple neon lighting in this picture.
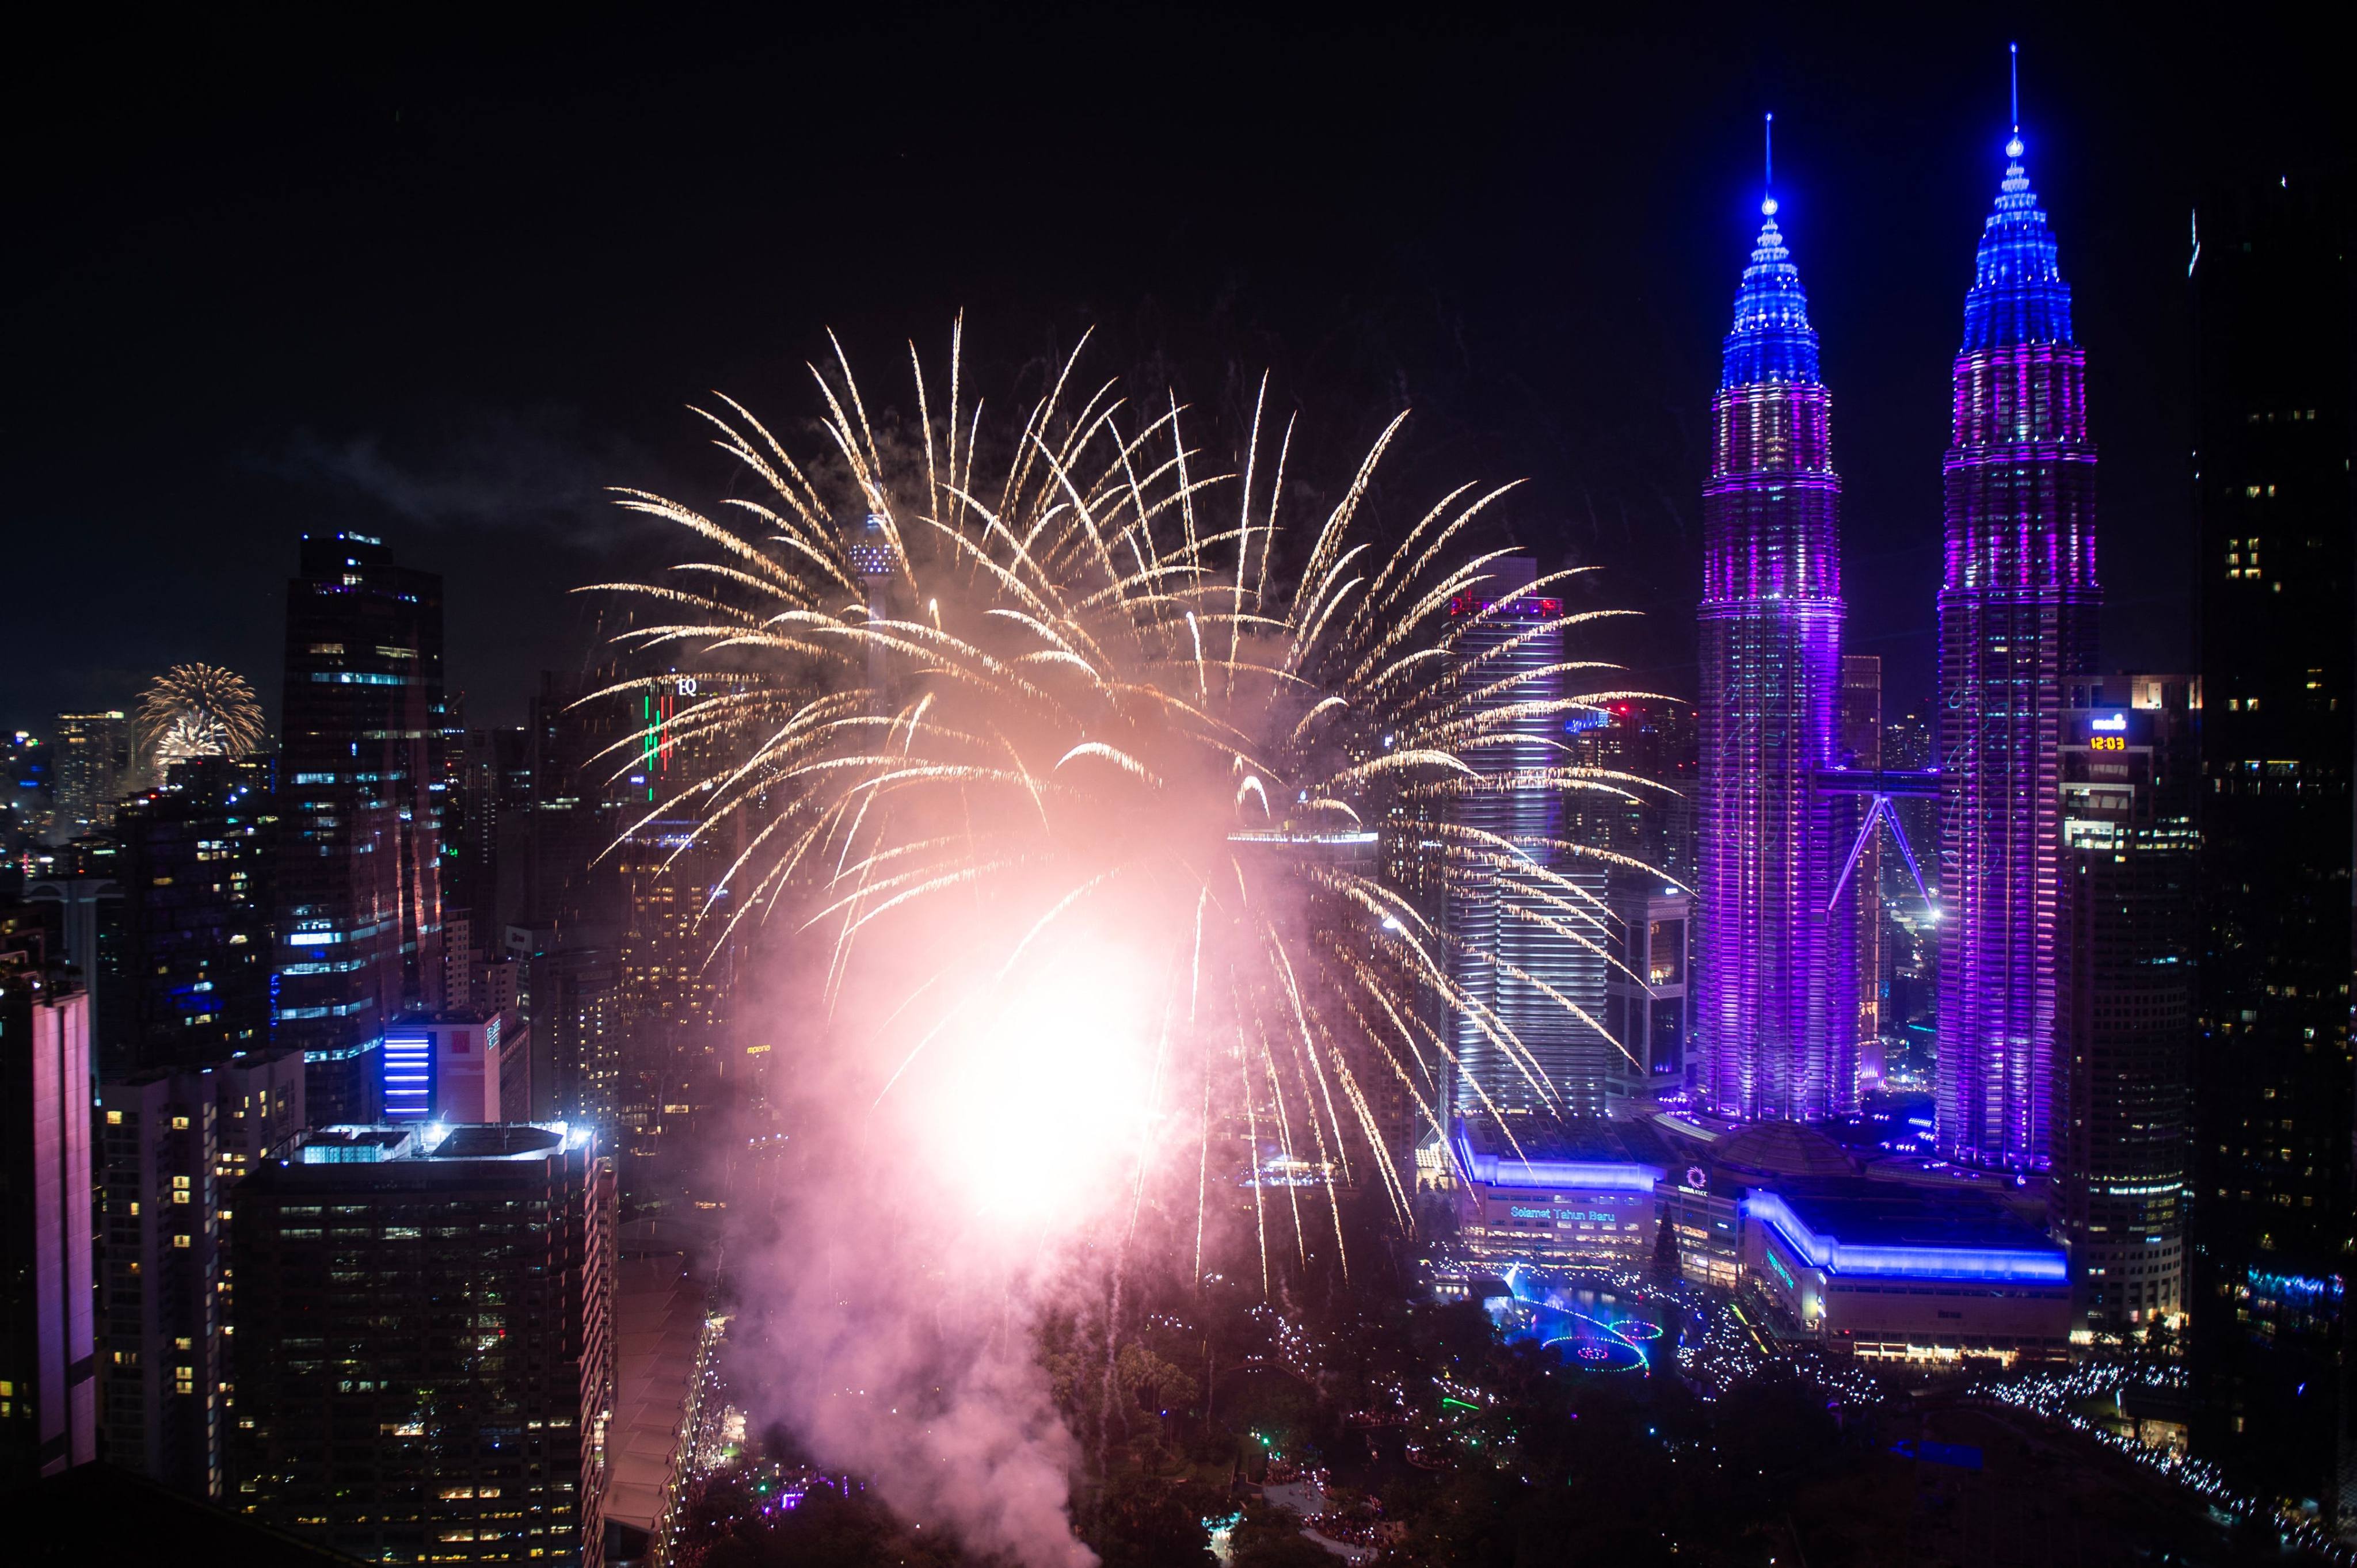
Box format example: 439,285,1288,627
1935,135,2099,1171
1698,207,1857,1122
1742,1192,2068,1283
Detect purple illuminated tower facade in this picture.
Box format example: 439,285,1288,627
1697,199,1855,1121
1935,127,2099,1169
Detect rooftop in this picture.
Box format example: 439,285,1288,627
271,1121,589,1169
1746,1179,2068,1283
1455,1115,1669,1191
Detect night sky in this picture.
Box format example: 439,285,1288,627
5,6,2339,734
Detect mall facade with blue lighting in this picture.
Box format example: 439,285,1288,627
1452,1113,2073,1364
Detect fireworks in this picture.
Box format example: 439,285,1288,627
138,662,265,774
593,325,1670,1273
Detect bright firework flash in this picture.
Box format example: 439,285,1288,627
137,662,265,776
590,325,1674,1563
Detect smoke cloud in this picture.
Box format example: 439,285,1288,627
719,915,1178,1567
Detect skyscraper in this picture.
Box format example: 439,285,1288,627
52,711,134,837
93,1051,304,1501
1696,185,1854,1122
1446,554,1616,1117
273,532,449,1123
1934,116,2099,1170
116,755,276,1073
230,1121,614,1566
2053,692,2194,1336
2187,172,2352,1520
1,948,96,1484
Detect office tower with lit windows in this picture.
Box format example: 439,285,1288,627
115,755,276,1074
1,956,96,1484
2186,173,2353,1519
96,1070,219,1499
1934,121,2099,1170
53,711,134,837
1696,190,1855,1123
2052,692,2194,1335
1446,554,1616,1116
4,728,56,847
230,1121,614,1566
1563,700,1698,888
93,1049,304,1501
273,532,449,1123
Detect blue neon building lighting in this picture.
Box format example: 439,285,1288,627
1457,1136,1662,1194
1741,1191,2067,1283
382,1032,432,1121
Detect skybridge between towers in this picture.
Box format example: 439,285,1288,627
1815,766,1939,920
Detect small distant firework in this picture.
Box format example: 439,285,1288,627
592,325,1671,1275
138,663,265,772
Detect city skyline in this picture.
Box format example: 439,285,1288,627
3,14,2348,1565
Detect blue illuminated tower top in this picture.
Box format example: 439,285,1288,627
1960,59,2074,350
1721,215,1821,387
1721,120,1820,389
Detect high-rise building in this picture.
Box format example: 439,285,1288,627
1838,656,1885,1083
449,724,532,934
1935,117,2100,1170
22,850,130,1065
2052,692,2194,1336
115,755,276,1074
52,712,134,837
1,949,96,1484
1446,554,1617,1116
2187,173,2353,1520
378,1010,531,1124
1696,187,1855,1123
90,1050,302,1502
1563,700,1697,887
3,728,56,849
515,937,620,1124
273,532,449,1123
1605,880,1693,1091
230,1121,614,1566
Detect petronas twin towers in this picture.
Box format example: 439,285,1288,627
1696,108,2100,1169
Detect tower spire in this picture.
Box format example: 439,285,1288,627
2008,42,2024,158
1762,112,1776,216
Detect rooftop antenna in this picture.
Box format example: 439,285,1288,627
2006,42,2024,159
1762,112,1777,216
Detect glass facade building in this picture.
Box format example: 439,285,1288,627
1935,130,2100,1169
1446,555,1617,1116
272,533,450,1124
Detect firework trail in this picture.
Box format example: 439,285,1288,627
138,662,265,775
591,325,1673,1563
